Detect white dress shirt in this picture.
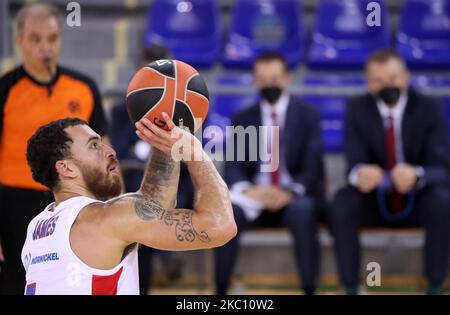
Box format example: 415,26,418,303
230,92,305,221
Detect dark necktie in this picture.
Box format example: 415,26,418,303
386,115,403,213
270,111,280,186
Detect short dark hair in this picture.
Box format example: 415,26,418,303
15,3,62,34
366,49,406,68
26,118,87,190
142,44,171,64
254,51,289,72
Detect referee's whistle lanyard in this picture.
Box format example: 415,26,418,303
376,186,415,222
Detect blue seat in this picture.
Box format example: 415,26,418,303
300,75,354,153
206,94,257,146
308,0,390,69
144,0,220,68
210,94,257,126
397,0,450,69
213,74,255,121
223,0,306,69
301,95,346,153
411,74,450,89
410,74,450,138
216,73,255,86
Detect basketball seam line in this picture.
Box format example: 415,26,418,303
187,90,209,102
184,73,198,102
184,99,197,132
184,90,207,132
171,61,177,122
141,76,167,121
175,63,197,131
126,87,164,98
184,72,207,132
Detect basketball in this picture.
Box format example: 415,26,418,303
126,59,209,133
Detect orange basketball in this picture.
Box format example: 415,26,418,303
126,59,209,133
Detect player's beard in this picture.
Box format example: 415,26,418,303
77,159,122,201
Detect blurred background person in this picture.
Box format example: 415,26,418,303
0,2,109,294
328,49,450,295
109,44,188,295
214,52,324,295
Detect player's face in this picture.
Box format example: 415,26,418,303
66,125,122,201
17,15,61,76
366,58,410,95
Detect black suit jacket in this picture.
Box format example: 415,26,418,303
225,96,324,198
344,88,450,187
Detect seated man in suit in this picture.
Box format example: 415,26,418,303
214,52,324,295
329,49,450,295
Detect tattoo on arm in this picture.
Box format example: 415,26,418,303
141,149,176,195
134,194,210,244
134,195,166,221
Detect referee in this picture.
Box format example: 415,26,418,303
0,3,109,294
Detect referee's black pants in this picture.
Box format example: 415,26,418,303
0,186,53,295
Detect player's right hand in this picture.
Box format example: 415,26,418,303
135,112,203,162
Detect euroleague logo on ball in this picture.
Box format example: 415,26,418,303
154,59,171,66
126,59,209,134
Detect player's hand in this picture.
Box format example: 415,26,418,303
356,164,384,193
135,112,202,161
391,163,417,194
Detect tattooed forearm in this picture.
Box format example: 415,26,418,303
185,159,231,214
134,194,210,243
141,149,175,194
140,148,179,208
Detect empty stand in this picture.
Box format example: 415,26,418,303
144,0,221,68
308,0,390,69
397,0,450,69
223,0,306,69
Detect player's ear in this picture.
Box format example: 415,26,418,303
55,160,77,180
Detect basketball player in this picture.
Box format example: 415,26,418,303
21,113,237,295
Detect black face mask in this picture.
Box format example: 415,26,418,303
260,86,283,104
377,86,401,107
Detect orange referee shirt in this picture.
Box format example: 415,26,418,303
0,65,108,191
